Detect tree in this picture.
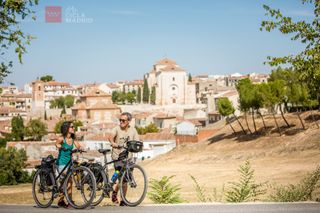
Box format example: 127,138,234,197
25,118,47,141
118,92,126,104
188,73,192,82
259,83,282,135
44,110,47,120
64,95,75,108
150,86,156,105
11,115,24,141
60,106,66,117
143,78,150,103
137,87,142,103
40,75,54,82
73,120,83,132
0,147,31,185
54,120,64,134
217,97,245,135
261,0,320,106
112,91,119,103
0,0,38,83
136,123,159,135
126,92,136,104
236,79,254,134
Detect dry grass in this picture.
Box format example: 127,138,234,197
1,111,320,204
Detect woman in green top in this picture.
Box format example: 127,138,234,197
55,121,81,208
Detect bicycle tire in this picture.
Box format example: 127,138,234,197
119,164,147,207
63,166,96,209
32,169,55,208
91,168,108,206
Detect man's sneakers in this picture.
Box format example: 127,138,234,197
111,191,119,204
119,201,127,206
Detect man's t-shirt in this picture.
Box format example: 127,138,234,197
110,125,139,160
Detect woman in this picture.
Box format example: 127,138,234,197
55,121,81,208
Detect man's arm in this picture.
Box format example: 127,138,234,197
109,128,119,148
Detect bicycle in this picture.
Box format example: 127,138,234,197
32,149,97,209
82,140,148,207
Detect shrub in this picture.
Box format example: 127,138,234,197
148,175,183,204
225,161,267,202
269,166,320,202
190,175,225,202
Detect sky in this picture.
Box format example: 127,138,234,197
1,0,315,87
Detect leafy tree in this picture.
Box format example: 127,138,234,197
137,87,142,103
150,86,156,104
217,97,246,135
40,75,54,82
25,118,47,141
73,120,83,132
0,147,31,185
225,161,266,202
143,78,150,103
60,106,66,117
188,73,192,82
148,176,182,204
44,110,47,121
0,0,38,83
112,91,119,103
261,0,320,106
269,80,291,128
118,92,126,104
11,115,24,141
236,79,255,133
259,83,282,135
54,120,64,134
64,95,75,108
136,123,159,135
126,92,136,104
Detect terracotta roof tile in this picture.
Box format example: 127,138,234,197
160,65,184,72
156,58,177,65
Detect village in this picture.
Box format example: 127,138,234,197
0,58,269,171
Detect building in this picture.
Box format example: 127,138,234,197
123,80,143,93
144,58,196,105
71,88,121,124
31,80,79,110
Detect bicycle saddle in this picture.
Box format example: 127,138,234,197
98,149,111,155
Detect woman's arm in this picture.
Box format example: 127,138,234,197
55,137,63,149
74,140,82,149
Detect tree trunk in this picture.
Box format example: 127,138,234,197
309,106,319,129
244,112,252,134
297,109,305,130
233,113,246,135
257,110,267,131
227,116,236,134
251,108,257,133
279,104,290,127
272,111,281,136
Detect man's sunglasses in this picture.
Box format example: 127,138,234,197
70,126,74,128
119,119,128,123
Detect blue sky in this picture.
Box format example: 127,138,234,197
2,0,315,87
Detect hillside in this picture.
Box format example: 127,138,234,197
142,111,320,202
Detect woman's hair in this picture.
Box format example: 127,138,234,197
61,121,72,138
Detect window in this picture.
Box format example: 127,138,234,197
172,87,175,90
38,86,41,91
172,77,175,81
172,98,176,104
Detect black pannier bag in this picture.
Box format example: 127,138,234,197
90,163,104,183
127,140,143,153
40,155,55,187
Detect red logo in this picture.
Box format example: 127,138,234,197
45,6,62,23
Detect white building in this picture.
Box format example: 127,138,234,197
144,58,196,105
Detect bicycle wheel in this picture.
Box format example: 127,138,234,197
91,169,108,206
32,169,55,208
63,166,96,209
119,164,147,206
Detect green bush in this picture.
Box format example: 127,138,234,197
190,175,225,202
269,166,320,202
0,147,32,185
136,123,159,135
225,161,266,202
148,175,183,204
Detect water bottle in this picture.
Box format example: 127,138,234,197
111,170,120,183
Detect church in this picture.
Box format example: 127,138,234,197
144,58,196,105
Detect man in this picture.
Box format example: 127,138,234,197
109,112,139,206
